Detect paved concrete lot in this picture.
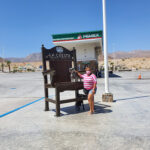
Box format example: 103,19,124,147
0,71,150,150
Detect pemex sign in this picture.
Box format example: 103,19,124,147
52,30,102,42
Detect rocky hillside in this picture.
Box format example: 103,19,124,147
109,50,150,59
0,57,4,62
99,57,150,70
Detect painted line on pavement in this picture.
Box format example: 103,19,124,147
0,97,45,118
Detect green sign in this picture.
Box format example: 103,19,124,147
52,30,102,42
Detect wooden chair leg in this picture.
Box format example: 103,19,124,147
82,101,85,110
75,89,79,107
56,88,60,116
45,99,49,111
44,86,49,111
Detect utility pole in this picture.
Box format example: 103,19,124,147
102,0,113,102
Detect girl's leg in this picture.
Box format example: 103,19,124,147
91,95,94,113
88,94,93,114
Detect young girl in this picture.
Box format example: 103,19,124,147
76,67,97,114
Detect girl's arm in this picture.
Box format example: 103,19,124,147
92,83,96,94
92,82,96,94
75,70,84,78
92,74,97,94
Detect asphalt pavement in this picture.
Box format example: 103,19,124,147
0,71,150,150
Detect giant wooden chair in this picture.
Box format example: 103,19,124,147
41,45,87,116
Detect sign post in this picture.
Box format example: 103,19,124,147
102,0,113,102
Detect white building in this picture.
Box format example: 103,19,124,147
52,30,102,71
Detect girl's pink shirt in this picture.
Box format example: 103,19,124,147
79,73,97,90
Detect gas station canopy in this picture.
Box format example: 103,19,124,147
52,30,103,49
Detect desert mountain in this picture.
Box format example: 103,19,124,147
5,50,150,62
6,53,42,62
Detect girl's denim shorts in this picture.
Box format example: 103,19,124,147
84,88,97,95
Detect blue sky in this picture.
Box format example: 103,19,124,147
0,0,150,57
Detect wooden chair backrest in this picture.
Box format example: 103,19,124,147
42,45,77,86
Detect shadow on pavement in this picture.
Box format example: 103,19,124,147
52,102,112,116
115,95,150,101
109,73,121,78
